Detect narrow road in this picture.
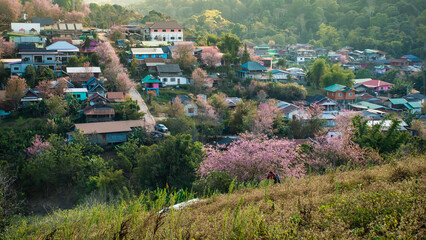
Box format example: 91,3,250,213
129,87,156,131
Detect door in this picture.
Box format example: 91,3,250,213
178,78,180,85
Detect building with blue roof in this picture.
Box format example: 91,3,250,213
237,61,267,80
46,41,79,63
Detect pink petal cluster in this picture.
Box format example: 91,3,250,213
26,135,51,157
201,47,222,67
251,101,280,136
95,41,134,91
199,134,305,182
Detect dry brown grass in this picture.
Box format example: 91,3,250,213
5,155,426,239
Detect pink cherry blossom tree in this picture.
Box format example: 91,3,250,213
192,67,209,92
0,0,22,24
64,11,85,23
251,100,280,136
26,135,51,157
196,94,217,120
24,0,62,20
0,37,15,58
201,47,222,68
199,134,305,182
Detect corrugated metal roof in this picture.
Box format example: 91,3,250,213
46,41,79,51
389,98,408,105
74,120,144,134
66,67,101,74
324,84,348,92
240,61,267,71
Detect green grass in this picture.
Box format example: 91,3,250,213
3,155,425,239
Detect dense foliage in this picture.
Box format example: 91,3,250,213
129,0,426,58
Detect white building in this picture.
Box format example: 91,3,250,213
11,23,41,34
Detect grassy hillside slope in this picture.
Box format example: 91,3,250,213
5,156,425,239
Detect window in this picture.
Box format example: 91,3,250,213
178,37,182,40
171,29,175,32
154,29,158,32
171,37,175,40
171,78,176,82
34,56,43,63
13,67,19,71
47,57,53,61
162,29,166,32
332,93,334,96
76,94,81,98
163,78,167,82
178,29,181,32
349,93,352,96
338,93,342,97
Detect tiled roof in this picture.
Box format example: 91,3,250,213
149,21,183,29
107,92,126,102
156,64,182,73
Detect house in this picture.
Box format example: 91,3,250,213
107,92,127,103
173,95,197,116
226,97,242,109
156,64,188,85
349,101,387,111
277,101,299,119
367,119,408,131
364,49,386,61
389,58,411,67
65,88,88,100
286,67,305,80
354,80,393,93
45,23,83,40
324,84,355,105
254,46,269,56
143,21,184,42
403,93,425,104
401,55,423,65
306,94,339,113
266,69,290,82
389,98,408,110
81,38,98,53
46,41,79,63
66,67,102,85
142,75,162,96
404,101,422,113
21,89,42,104
13,36,46,48
52,37,73,44
143,58,166,72
237,61,267,80
81,101,115,123
131,48,167,62
11,23,40,34
88,93,109,106
70,120,145,145
10,49,62,76
362,109,386,120
296,48,317,64
83,77,106,97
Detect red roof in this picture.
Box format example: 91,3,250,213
361,80,393,88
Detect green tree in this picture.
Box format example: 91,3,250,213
218,33,241,64
23,65,37,88
354,68,373,79
315,23,341,49
240,44,251,64
133,134,204,190
351,115,409,154
320,64,354,88
36,66,55,84
308,58,328,88
228,100,257,134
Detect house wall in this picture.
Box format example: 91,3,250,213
11,54,62,75
160,76,188,85
150,29,183,42
327,90,355,100
184,103,197,116
11,23,41,34
67,92,87,100
134,53,168,60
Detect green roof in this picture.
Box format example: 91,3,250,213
324,84,349,92
405,102,422,109
142,75,162,83
354,101,384,110
389,98,408,105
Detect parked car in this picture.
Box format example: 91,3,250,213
155,124,168,132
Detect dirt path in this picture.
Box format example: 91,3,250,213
129,87,156,131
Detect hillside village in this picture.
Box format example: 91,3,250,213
1,19,425,144
0,1,425,238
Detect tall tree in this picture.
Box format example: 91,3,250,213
308,58,328,88
23,66,37,88
6,77,27,109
